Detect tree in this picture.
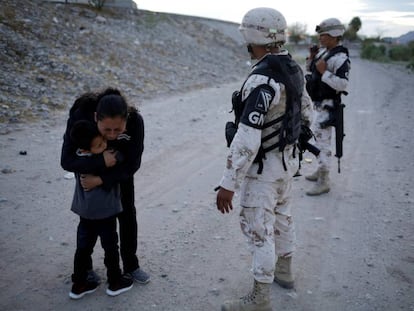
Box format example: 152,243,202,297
88,0,106,9
349,17,362,32
344,16,362,41
288,22,307,44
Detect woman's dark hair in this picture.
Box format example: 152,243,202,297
70,88,137,121
70,120,101,151
95,88,129,121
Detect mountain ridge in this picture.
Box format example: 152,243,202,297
395,31,414,44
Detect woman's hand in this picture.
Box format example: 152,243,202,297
80,174,103,191
103,149,117,167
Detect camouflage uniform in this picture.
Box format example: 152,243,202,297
307,47,350,171
219,50,313,283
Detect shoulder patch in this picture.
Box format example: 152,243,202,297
240,85,275,129
255,89,273,112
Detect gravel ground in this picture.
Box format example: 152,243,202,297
0,0,248,128
1,2,412,311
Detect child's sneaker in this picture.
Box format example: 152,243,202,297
106,275,133,297
86,269,101,284
69,281,99,299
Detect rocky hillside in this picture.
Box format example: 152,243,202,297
0,0,248,126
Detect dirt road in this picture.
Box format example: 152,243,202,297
0,55,413,310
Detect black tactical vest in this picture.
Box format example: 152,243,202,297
248,53,304,153
305,45,349,101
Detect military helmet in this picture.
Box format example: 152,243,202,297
316,18,345,37
239,7,287,45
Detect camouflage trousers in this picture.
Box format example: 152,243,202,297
239,175,296,284
313,108,333,171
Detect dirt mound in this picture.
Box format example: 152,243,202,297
0,0,248,125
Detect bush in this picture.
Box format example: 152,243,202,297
361,39,414,71
361,43,387,61
88,0,106,9
389,45,411,61
407,60,414,71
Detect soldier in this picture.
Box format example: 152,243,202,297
305,18,351,196
216,7,313,311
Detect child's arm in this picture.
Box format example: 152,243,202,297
61,117,115,174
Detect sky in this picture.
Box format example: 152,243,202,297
133,0,414,38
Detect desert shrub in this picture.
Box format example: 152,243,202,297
361,43,387,61
389,45,411,61
408,42,414,71
88,0,106,9
407,60,414,71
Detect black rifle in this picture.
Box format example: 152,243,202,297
320,96,346,173
302,141,320,157
298,124,320,157
334,98,345,173
295,125,320,177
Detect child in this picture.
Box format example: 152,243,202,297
68,120,133,299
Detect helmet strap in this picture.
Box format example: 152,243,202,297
265,42,282,51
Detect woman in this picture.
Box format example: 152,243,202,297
61,88,150,284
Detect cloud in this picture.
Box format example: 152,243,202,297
354,9,414,36
357,0,414,12
337,0,414,37
134,0,414,38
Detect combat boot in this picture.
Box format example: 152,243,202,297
305,168,319,182
221,280,272,311
306,169,330,196
274,256,294,289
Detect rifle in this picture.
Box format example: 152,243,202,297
298,124,320,157
334,98,345,173
302,141,320,157
295,125,320,177
320,96,345,173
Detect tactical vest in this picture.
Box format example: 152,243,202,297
305,45,349,101
231,54,304,173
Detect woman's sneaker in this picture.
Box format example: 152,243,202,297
69,281,99,299
128,268,150,284
106,275,133,297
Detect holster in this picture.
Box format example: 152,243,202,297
225,121,237,147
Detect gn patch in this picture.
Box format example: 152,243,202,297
255,88,272,112
240,85,274,129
